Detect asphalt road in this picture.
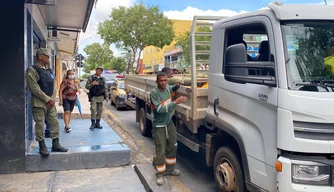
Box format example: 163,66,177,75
104,101,218,192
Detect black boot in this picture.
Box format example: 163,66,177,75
39,140,49,157
90,119,96,130
51,138,68,152
95,119,103,129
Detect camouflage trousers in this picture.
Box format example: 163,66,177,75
90,96,104,120
32,105,60,141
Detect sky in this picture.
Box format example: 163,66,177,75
77,0,333,57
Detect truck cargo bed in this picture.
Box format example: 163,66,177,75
125,74,208,133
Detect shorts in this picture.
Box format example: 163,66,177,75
63,99,76,112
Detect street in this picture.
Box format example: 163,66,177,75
103,102,218,192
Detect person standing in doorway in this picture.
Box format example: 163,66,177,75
58,70,80,133
150,72,187,186
26,48,68,157
85,66,108,130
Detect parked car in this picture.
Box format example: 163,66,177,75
110,79,135,110
103,73,120,99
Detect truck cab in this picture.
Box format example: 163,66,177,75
207,3,334,192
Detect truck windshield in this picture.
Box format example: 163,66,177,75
282,21,334,92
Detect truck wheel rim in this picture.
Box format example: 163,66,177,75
216,158,236,191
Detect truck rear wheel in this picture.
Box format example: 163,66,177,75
139,107,152,137
214,147,245,192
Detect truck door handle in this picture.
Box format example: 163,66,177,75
214,97,219,116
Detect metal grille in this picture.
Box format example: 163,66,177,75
294,121,334,140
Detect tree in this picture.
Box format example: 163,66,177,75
83,43,114,73
104,57,127,73
294,27,334,80
176,26,211,67
121,48,135,73
98,4,175,74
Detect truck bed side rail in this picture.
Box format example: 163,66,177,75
189,16,226,127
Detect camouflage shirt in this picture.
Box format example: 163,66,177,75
85,74,108,102
26,64,55,108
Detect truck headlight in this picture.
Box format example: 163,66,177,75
291,160,330,186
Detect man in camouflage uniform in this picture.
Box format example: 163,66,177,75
26,48,68,157
85,66,108,130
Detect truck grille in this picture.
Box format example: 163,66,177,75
294,121,334,140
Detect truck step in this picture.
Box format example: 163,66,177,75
177,133,200,152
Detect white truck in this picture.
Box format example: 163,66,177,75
125,3,334,192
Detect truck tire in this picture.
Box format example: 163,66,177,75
139,107,152,137
214,147,245,192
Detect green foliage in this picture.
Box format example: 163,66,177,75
176,26,212,67
121,48,135,72
104,57,127,73
81,73,90,79
83,43,114,73
97,3,175,73
294,27,334,80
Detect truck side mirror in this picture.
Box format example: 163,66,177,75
224,43,276,87
225,43,248,78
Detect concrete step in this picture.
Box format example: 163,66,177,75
26,144,130,172
26,119,131,172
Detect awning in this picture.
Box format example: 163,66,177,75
26,0,96,54
27,0,95,32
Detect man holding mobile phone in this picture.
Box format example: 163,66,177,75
85,66,108,130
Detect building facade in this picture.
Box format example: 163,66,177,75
142,19,192,74
0,0,94,174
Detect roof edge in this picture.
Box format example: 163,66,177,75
82,0,95,33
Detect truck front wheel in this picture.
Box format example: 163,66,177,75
214,147,245,192
139,107,152,137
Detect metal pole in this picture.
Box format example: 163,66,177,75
79,55,81,78
78,55,81,88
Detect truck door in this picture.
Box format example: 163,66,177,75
208,16,278,191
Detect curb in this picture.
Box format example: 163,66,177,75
83,87,153,191
134,165,153,192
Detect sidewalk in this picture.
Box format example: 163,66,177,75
26,89,131,172
0,166,146,192
0,88,147,192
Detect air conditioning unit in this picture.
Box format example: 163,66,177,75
48,29,61,42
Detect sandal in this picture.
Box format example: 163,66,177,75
64,127,72,133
